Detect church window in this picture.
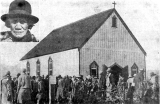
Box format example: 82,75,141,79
131,63,138,77
26,61,30,75
36,59,40,76
112,16,117,27
90,61,99,78
48,57,53,76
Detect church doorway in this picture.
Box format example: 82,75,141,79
109,63,123,86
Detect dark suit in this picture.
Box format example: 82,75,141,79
17,73,31,104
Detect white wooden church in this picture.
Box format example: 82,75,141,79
21,8,146,81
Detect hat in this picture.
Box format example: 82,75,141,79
5,71,10,77
17,73,21,77
107,67,111,72
57,75,62,79
1,0,39,24
21,68,26,73
128,74,132,78
133,74,136,77
150,72,156,76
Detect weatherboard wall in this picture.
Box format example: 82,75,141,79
80,12,145,78
23,49,79,77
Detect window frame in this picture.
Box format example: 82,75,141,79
131,63,138,77
26,61,30,75
90,61,99,78
112,15,117,28
36,59,40,76
48,57,53,76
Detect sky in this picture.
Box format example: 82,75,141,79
0,0,160,76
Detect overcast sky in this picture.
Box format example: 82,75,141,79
0,0,160,73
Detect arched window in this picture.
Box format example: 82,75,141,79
90,61,99,78
48,57,53,76
36,59,40,76
112,16,117,27
131,63,138,77
26,61,30,75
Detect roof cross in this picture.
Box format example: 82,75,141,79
112,1,116,9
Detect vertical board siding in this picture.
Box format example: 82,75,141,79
80,49,144,77
80,12,145,78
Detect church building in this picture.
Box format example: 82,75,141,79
21,8,146,81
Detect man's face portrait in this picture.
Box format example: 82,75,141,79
0,0,39,42
8,18,29,39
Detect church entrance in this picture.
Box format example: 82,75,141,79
109,63,123,86
109,63,129,85
110,63,123,74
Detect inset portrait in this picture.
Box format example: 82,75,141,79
0,0,39,42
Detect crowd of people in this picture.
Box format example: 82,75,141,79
0,67,159,104
1,69,49,104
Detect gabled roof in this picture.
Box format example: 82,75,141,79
21,8,146,61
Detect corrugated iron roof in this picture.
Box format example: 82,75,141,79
21,8,146,60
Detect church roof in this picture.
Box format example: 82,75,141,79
21,8,146,60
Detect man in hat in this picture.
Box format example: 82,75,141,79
17,68,31,104
0,0,39,42
13,73,21,103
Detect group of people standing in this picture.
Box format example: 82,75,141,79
0,67,159,104
1,68,49,104
54,68,159,104
54,68,125,104
126,70,159,104
55,74,99,104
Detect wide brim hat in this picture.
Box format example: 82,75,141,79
133,74,136,77
107,67,112,72
150,72,156,76
1,0,39,24
57,75,62,79
5,71,11,77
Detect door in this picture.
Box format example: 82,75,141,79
121,65,129,82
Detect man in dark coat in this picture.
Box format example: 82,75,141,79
99,65,107,90
31,76,38,103
13,73,21,103
17,68,31,104
0,0,39,42
36,76,45,104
